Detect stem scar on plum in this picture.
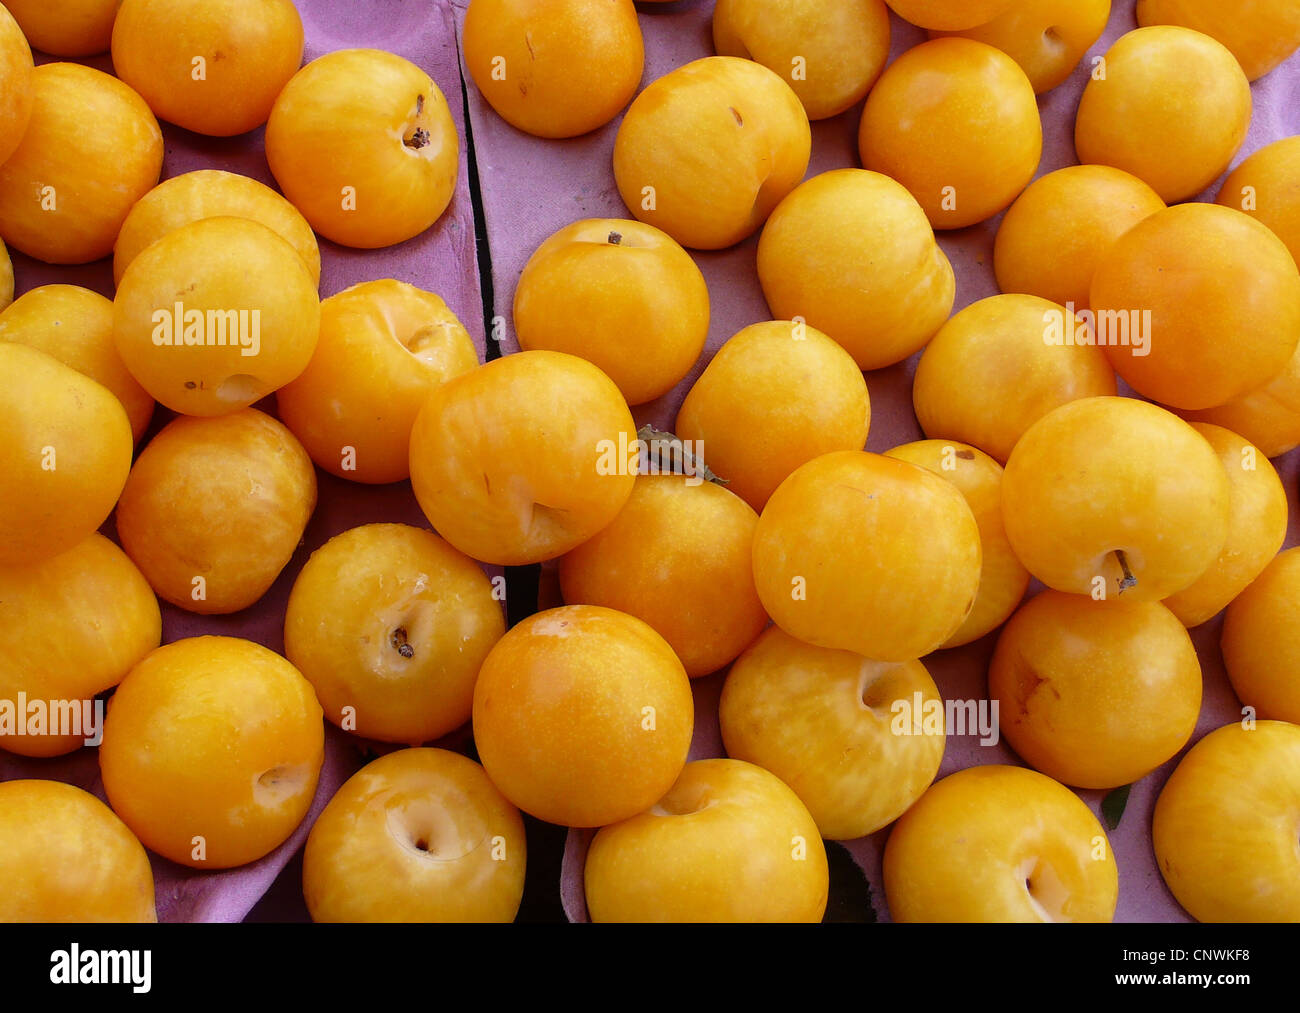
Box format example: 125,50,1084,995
607,231,622,245
390,626,415,659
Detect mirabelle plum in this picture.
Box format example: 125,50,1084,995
0,63,162,264
285,524,505,744
266,49,459,249
613,56,811,250
674,320,870,511
0,781,155,922
0,344,133,567
886,0,1016,31
472,606,693,827
720,627,945,840
0,240,10,310
884,440,1029,647
1221,549,1300,724
463,0,643,138
114,170,321,287
752,451,982,663
1163,425,1287,628
1089,203,1300,411
0,534,160,758
1180,342,1300,458
989,591,1202,789
859,38,1041,229
114,409,317,615
0,285,154,442
1216,136,1300,267
1001,397,1230,601
1137,0,1300,81
112,0,303,136
930,0,1111,94
4,0,119,57
304,748,526,923
585,758,828,922
712,0,891,120
1074,26,1251,203
994,165,1165,310
408,350,636,566
0,4,33,166
559,475,768,678
1153,721,1300,921
912,294,1117,463
113,216,321,416
100,636,324,869
277,280,478,484
884,765,1118,922
513,219,709,406
757,169,954,370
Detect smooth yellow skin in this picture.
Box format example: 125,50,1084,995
559,475,768,678
114,216,321,416
0,534,160,758
0,344,133,567
613,56,811,250
1137,0,1300,80
277,279,478,484
758,169,954,370
720,627,944,840
285,524,505,744
675,320,870,512
1217,136,1300,268
114,169,321,286
0,4,30,170
513,218,709,405
859,38,1041,230
1164,425,1288,628
912,294,1117,464
464,0,643,139
585,758,828,923
1001,397,1230,601
712,0,891,120
303,748,526,923
1153,721,1300,922
267,48,459,248
753,450,982,663
1181,340,1300,458
885,441,1029,647
886,0,1015,31
115,409,317,615
1222,549,1300,724
409,350,636,566
931,0,1111,93
100,636,325,870
0,284,155,441
0,62,161,264
989,591,1202,789
112,0,303,136
5,0,119,57
473,605,693,828
1075,26,1251,203
994,165,1165,310
1094,204,1300,411
0,781,156,923
884,765,1118,922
